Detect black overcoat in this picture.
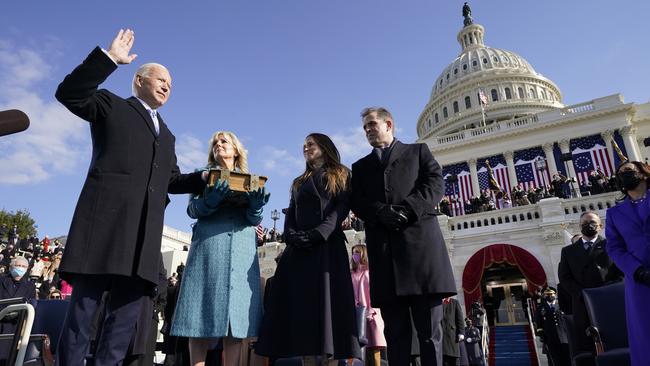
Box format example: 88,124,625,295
256,169,361,359
442,298,464,358
557,237,622,350
54,47,204,286
350,140,456,306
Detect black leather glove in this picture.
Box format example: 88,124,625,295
377,204,410,231
286,229,323,249
286,230,312,249
307,229,324,244
634,266,650,286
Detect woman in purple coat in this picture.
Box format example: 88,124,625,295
605,160,650,366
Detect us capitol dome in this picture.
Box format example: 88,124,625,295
417,18,563,139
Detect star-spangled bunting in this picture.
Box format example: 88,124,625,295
570,135,614,184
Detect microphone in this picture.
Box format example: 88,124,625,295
0,109,30,137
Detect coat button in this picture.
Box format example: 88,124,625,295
149,186,154,192
153,163,158,168
155,141,160,146
385,187,391,192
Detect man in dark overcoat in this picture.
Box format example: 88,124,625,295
351,107,456,366
557,211,622,353
54,29,205,365
441,297,465,366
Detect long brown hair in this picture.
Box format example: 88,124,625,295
615,161,650,199
291,133,349,196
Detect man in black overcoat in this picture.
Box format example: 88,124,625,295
351,107,456,366
557,211,622,353
54,29,205,365
441,297,465,366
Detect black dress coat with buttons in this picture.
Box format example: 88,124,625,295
350,140,456,307
256,168,361,360
557,236,623,351
442,298,465,358
54,47,204,286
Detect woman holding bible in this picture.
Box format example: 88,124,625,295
256,133,361,366
170,131,270,366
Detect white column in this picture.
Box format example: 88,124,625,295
542,143,558,177
504,151,518,189
620,126,642,162
559,139,581,197
468,158,480,197
637,136,650,164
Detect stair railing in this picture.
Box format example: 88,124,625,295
480,314,489,365
526,297,542,365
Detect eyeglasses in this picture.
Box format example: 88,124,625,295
50,296,61,299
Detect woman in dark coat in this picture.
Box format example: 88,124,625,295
256,133,361,365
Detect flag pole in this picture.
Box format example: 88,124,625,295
481,105,486,127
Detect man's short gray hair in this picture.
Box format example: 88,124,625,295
11,256,28,267
132,63,169,97
360,107,394,122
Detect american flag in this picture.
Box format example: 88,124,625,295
478,155,510,208
514,147,551,190
478,89,489,107
443,162,474,215
570,135,614,184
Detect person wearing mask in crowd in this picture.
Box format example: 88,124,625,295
441,297,465,366
463,318,484,366
350,244,386,366
557,211,622,353
29,254,45,281
0,257,37,334
171,131,269,366
54,29,207,365
468,301,485,336
605,160,650,366
351,107,456,366
534,288,569,366
256,133,361,366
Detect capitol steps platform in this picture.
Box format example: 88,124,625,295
489,325,538,366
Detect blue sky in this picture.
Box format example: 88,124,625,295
1,0,649,238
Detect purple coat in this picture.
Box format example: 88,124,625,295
605,196,650,366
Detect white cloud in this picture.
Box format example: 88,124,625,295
175,134,207,173
0,40,89,185
330,127,371,166
257,146,304,177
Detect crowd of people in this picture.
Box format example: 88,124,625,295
0,230,68,301
2,28,649,366
439,170,621,217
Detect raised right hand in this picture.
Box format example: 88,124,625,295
204,179,230,208
107,29,138,64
